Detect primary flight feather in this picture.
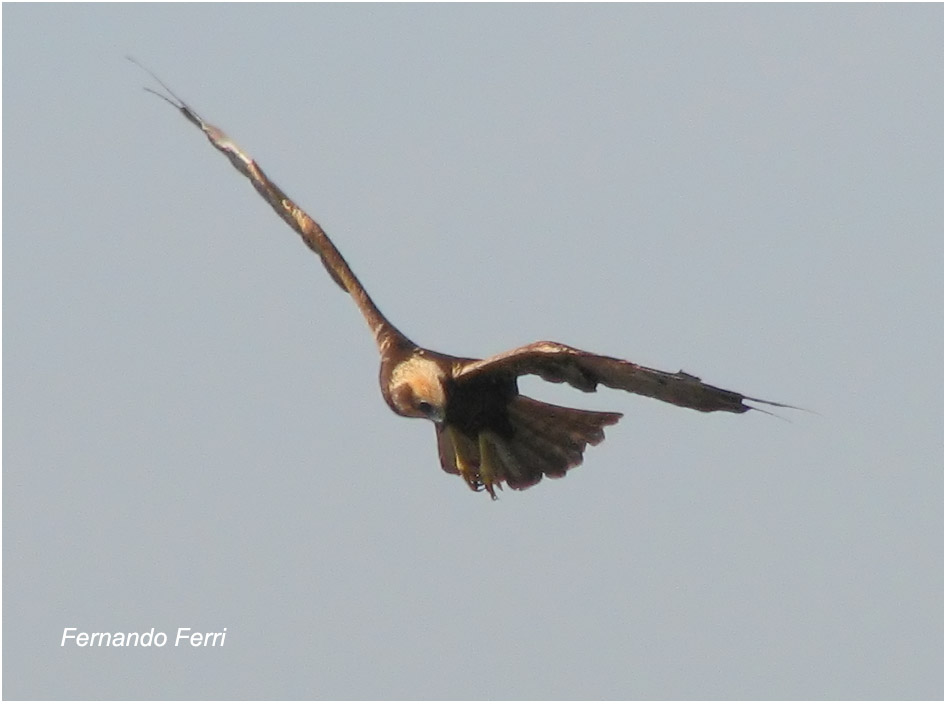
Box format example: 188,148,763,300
131,58,794,498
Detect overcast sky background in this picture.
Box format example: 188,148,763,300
3,4,942,700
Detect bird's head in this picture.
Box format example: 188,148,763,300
385,356,448,423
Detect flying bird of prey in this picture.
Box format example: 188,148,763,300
132,59,792,499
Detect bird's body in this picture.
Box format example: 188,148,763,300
133,58,793,498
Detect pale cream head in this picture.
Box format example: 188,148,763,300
387,357,448,422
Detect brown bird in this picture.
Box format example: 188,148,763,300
132,59,792,499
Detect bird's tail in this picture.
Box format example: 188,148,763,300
436,395,622,498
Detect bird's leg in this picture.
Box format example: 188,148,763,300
478,433,502,500
447,426,484,494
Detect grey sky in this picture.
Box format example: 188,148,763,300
3,4,942,700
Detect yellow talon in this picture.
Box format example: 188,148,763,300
447,426,482,493
479,433,501,500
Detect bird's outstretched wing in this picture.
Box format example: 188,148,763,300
128,56,349,292
455,341,792,414
129,57,405,349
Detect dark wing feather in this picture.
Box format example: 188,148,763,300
455,341,791,414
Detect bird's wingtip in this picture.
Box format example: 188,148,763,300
744,396,813,420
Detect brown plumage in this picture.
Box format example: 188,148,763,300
132,58,794,499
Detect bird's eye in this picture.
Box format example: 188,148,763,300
417,401,434,416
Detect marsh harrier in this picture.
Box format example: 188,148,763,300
132,59,791,498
